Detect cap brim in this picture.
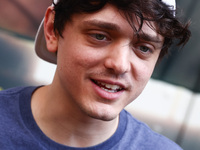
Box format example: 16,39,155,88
35,19,57,64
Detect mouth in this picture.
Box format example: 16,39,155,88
92,79,124,93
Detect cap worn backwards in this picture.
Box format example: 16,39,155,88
34,0,176,64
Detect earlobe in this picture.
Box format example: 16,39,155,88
44,6,58,53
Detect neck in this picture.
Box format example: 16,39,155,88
31,85,119,147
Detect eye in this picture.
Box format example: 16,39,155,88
138,45,151,53
133,44,155,59
91,33,107,41
86,32,111,47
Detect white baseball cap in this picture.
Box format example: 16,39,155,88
35,0,176,64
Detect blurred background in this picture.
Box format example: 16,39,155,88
0,0,199,149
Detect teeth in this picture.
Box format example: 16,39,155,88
95,81,122,92
101,82,120,90
101,87,117,93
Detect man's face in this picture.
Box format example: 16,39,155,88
51,4,163,121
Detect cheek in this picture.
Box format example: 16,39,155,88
133,61,156,92
56,45,104,86
138,65,154,80
72,49,105,71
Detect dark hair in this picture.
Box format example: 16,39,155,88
53,0,191,58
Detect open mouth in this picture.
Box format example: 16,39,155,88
92,80,124,93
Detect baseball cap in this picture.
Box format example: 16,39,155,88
35,0,176,64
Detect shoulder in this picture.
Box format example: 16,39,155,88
120,110,183,150
0,86,27,103
0,86,38,98
0,86,27,95
0,86,39,127
0,86,38,111
0,86,43,149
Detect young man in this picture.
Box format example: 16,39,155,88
0,0,190,149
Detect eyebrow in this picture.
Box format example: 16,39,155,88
81,20,163,45
136,32,163,44
81,20,121,31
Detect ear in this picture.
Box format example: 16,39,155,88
44,6,58,53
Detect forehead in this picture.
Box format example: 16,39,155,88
69,4,163,42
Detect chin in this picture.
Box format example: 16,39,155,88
84,107,119,122
90,113,117,121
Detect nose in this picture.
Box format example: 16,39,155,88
104,45,131,75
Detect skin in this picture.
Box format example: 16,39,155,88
31,4,164,148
